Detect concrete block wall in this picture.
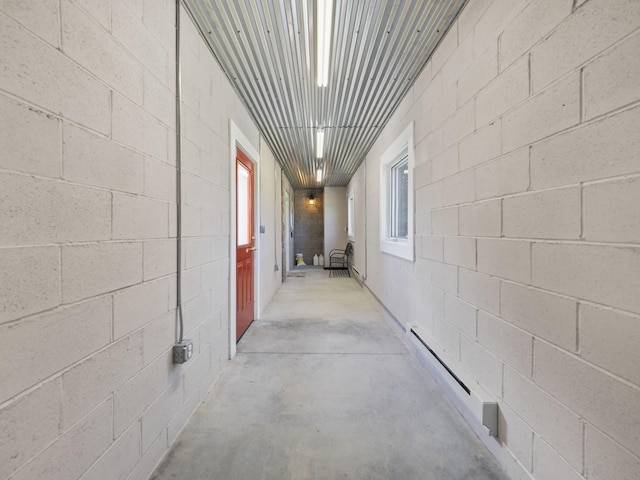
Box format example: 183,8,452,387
0,1,267,479
352,0,640,478
293,189,324,265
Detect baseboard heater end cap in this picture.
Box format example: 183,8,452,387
409,326,498,437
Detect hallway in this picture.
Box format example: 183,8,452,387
151,268,507,479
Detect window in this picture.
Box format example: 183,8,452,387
347,190,355,239
380,122,414,261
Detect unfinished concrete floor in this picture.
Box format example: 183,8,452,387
151,268,508,479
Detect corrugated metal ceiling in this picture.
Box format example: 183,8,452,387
183,0,467,188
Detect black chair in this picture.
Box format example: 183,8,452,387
329,242,353,277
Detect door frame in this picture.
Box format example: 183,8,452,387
229,120,260,359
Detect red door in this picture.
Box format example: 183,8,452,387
236,148,255,341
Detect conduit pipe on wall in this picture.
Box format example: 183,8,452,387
175,0,185,342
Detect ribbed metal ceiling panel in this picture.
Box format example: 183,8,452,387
183,0,467,188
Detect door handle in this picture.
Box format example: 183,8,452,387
246,247,258,253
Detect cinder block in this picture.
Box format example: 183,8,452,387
63,122,144,194
478,310,532,377
580,305,640,387
0,13,110,134
80,421,141,480
535,341,640,458
443,169,475,206
433,315,460,359
477,239,531,284
112,193,169,240
414,159,433,189
431,22,458,75
534,436,583,480
443,101,475,149
62,242,142,303
431,145,458,182
472,0,528,56
585,30,640,120
182,104,213,154
416,211,432,235
475,148,529,200
584,177,640,243
113,277,171,339
111,0,171,88
459,120,501,170
501,282,576,351
421,235,444,262
143,239,177,281
183,347,211,400
416,182,443,212
168,385,202,444
112,94,168,162
0,94,60,177
458,269,500,315
497,405,533,472
585,424,640,480
113,354,171,437
430,262,458,295
431,207,458,236
62,332,143,429
444,236,476,270
458,45,498,107
10,398,113,480
127,429,168,480
0,296,111,405
423,284,445,316
0,246,60,324
531,0,640,92
0,172,111,246
499,0,572,70
445,295,476,338
142,311,175,365
457,0,492,42
459,199,501,237
503,187,581,239
503,366,584,470
503,73,580,153
531,105,640,189
460,334,502,397
144,70,175,128
61,0,143,103
142,0,176,55
1,0,60,46
476,55,529,127
532,243,640,315
141,377,183,453
74,0,110,29
0,379,62,479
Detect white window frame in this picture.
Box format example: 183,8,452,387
380,122,414,261
347,189,355,241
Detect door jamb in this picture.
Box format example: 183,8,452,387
229,120,260,359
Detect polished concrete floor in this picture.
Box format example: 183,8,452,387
151,268,508,480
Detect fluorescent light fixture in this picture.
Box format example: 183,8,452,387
316,0,333,87
316,168,323,182
316,129,324,158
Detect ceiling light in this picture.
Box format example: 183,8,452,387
316,129,324,158
317,0,333,87
316,168,323,182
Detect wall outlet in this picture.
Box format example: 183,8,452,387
274,264,279,271
173,340,193,364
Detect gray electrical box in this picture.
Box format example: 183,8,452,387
173,339,193,364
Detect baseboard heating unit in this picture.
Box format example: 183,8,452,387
409,326,498,437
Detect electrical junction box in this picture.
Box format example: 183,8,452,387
173,339,193,364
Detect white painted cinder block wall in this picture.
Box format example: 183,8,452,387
350,0,640,478
0,1,281,479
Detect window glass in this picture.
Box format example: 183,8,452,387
390,155,408,239
237,164,250,245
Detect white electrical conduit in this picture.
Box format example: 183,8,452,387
175,0,185,342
